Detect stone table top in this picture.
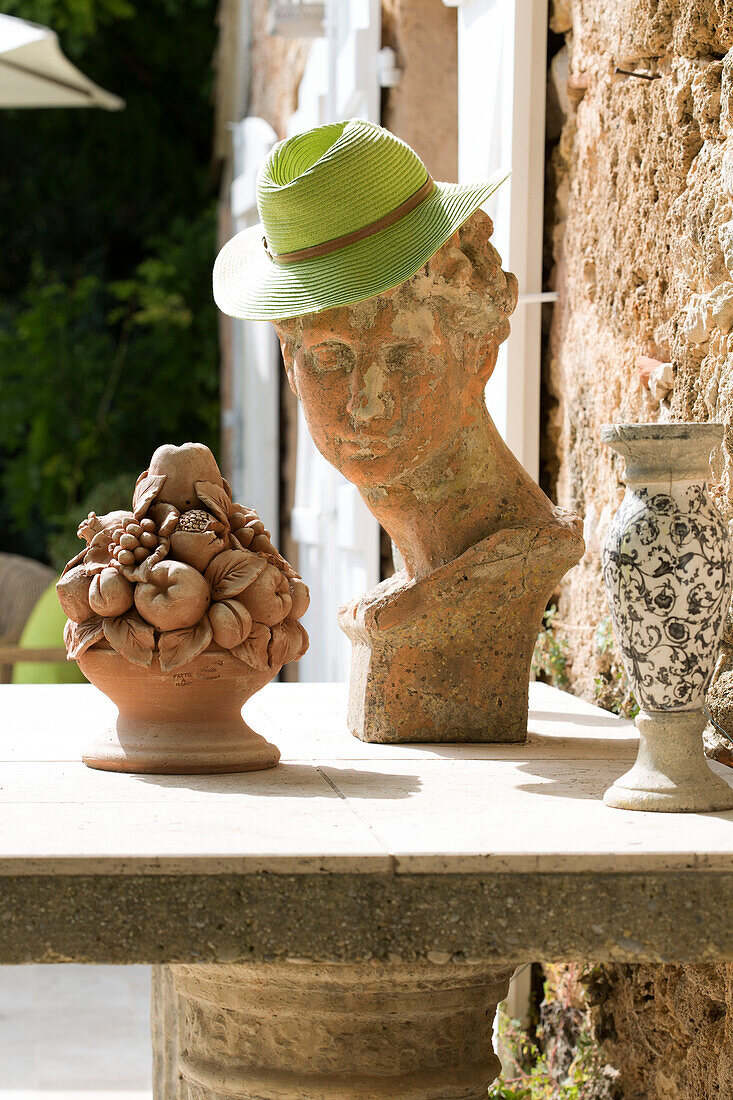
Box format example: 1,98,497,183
1,682,732,966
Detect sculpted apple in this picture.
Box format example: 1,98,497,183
209,599,253,649
56,564,93,624
134,560,211,631
240,564,292,626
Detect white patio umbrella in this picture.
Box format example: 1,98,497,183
0,13,123,110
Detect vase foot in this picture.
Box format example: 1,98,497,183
77,647,281,774
604,709,733,813
82,723,280,775
603,774,733,812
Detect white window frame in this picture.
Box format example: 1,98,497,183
286,0,382,683
228,0,382,684
445,0,550,482
227,116,282,537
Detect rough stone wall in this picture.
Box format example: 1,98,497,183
538,962,733,1099
586,963,733,1099
548,0,733,700
546,4,733,1093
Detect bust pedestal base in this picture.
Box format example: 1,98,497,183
170,960,512,1099
604,709,733,812
340,519,583,744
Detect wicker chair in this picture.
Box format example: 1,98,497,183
0,552,56,682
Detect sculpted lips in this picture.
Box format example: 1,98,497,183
334,436,394,457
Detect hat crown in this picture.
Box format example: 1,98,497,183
257,119,430,257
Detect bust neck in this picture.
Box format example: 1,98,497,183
360,400,556,580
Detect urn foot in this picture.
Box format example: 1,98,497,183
79,647,280,774
82,723,280,775
604,709,733,812
171,960,512,1099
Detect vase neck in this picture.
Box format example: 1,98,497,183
602,423,722,484
624,474,708,490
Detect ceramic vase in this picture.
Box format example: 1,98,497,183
602,423,733,812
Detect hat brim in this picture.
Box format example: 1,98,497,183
213,174,508,322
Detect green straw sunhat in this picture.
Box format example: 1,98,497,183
213,118,507,322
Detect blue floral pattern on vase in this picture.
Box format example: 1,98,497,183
603,482,732,712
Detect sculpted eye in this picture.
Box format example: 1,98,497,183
386,343,420,374
310,343,355,373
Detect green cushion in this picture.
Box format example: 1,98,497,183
12,582,85,684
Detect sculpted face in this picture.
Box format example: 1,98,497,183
274,212,517,490
281,295,476,487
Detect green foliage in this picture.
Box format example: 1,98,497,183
0,208,219,567
488,1087,532,1100
490,1010,613,1100
531,604,571,690
0,0,219,565
532,606,640,719
3,0,135,47
592,616,639,718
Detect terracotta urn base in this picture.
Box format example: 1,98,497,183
77,645,279,774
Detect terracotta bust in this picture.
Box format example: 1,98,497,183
213,117,583,742
275,212,584,742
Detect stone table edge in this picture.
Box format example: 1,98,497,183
0,870,730,966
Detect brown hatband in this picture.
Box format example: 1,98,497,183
263,174,435,265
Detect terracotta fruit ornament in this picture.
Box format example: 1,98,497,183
58,442,310,774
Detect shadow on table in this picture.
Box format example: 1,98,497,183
131,762,421,799
512,759,634,801
528,710,634,730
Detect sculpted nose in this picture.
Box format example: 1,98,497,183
347,361,387,423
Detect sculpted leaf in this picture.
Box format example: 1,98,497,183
61,546,87,577
204,548,266,600
158,617,213,673
83,532,116,574
102,611,155,667
268,619,309,670
132,473,167,519
64,616,104,660
232,622,271,671
195,480,231,524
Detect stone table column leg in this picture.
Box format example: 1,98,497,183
151,964,185,1099
171,961,513,1099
